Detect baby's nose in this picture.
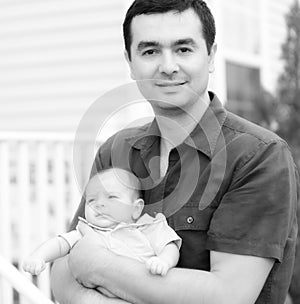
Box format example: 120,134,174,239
94,203,102,210
90,201,104,213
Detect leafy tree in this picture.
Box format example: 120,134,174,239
275,0,300,168
232,0,300,168
227,2,300,303
275,2,300,303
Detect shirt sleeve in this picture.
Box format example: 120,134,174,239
143,213,182,255
58,229,82,249
206,140,298,262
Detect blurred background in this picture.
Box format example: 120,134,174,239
0,0,299,303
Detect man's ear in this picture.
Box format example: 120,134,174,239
208,43,217,73
132,198,144,220
124,50,135,80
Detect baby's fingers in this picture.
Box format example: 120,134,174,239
32,262,46,275
146,258,168,276
160,265,168,276
23,260,45,275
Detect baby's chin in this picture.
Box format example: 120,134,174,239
89,216,118,229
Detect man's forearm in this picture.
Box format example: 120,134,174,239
69,248,220,304
69,227,271,304
50,256,132,304
102,256,219,304
67,235,221,304
73,248,270,304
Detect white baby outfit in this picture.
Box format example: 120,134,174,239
60,213,181,263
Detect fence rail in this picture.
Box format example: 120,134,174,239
0,255,55,304
0,132,96,303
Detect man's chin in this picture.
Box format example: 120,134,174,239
149,99,189,114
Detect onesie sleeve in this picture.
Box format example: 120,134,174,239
58,229,82,249
143,213,182,255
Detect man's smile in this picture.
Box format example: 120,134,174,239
155,80,187,87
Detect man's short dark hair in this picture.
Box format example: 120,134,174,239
123,0,216,60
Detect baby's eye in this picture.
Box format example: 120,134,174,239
108,195,118,199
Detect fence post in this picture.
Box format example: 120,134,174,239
18,142,32,304
0,142,13,304
36,142,51,297
0,255,55,304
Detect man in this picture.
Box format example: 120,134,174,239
51,1,299,303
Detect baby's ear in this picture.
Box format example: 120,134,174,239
132,198,144,220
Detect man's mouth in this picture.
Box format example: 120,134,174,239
155,81,187,87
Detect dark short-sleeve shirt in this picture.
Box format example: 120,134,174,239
70,92,298,304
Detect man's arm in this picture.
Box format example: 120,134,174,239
68,229,274,304
50,256,132,304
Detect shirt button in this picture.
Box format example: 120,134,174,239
187,216,194,224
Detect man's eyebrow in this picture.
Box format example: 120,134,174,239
137,41,160,51
136,39,197,51
173,38,197,47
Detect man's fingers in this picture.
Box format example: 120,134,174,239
77,221,95,236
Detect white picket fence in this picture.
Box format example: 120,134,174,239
0,132,97,304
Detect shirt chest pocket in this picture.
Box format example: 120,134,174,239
170,203,215,231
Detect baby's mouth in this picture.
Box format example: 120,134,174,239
93,210,113,220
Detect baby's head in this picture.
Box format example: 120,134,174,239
84,168,144,228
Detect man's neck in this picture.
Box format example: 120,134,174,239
155,93,211,177
155,94,210,148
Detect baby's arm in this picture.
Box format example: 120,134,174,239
146,241,179,276
23,231,77,275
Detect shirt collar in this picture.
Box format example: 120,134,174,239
126,119,161,153
184,92,227,159
125,92,227,159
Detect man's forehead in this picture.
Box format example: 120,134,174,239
130,9,203,43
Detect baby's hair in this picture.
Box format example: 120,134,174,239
87,167,142,199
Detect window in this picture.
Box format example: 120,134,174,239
226,61,261,116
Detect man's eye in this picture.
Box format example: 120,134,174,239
177,47,192,54
142,49,159,56
108,195,118,199
87,199,95,204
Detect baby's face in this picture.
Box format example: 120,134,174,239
84,171,138,228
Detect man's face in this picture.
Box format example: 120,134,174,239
84,171,138,228
125,8,216,113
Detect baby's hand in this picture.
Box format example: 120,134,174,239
23,258,46,275
146,256,171,276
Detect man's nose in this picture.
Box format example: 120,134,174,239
158,51,179,75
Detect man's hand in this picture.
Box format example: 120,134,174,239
97,286,118,298
77,219,98,235
68,221,111,289
51,256,133,304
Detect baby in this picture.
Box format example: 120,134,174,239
23,168,181,278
